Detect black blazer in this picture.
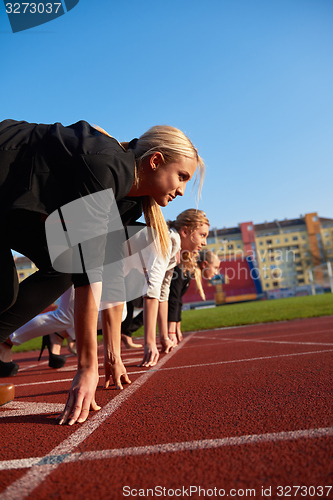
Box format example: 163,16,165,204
0,119,143,289
0,119,137,215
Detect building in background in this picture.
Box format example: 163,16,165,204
14,256,37,282
206,212,333,293
10,211,333,307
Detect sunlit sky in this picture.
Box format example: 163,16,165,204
1,0,332,230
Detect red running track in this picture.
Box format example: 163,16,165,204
0,316,332,500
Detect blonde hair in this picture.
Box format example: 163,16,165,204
94,125,205,259
132,125,205,199
168,209,210,300
198,249,216,265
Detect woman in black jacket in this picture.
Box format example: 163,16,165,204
0,119,205,423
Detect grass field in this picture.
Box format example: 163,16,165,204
11,293,333,354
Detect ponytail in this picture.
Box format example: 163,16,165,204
142,196,170,258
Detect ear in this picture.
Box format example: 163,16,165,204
180,226,189,238
149,152,164,171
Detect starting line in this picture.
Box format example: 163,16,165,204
1,426,332,472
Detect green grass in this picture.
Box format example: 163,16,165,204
11,293,333,353
178,293,333,333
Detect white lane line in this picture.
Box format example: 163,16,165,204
158,348,333,372
0,333,194,500
187,320,333,336
12,348,333,389
192,328,333,342
14,369,149,388
194,337,333,347
0,426,332,472
0,402,64,418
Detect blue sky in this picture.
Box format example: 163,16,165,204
1,0,332,230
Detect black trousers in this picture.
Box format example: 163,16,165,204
0,210,72,343
121,297,144,337
168,266,192,323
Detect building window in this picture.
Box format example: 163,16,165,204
298,279,305,283
275,239,280,243
259,241,263,246
265,283,269,288
228,244,233,250
247,225,253,231
285,238,288,242
266,239,272,245
292,236,298,241
273,282,279,287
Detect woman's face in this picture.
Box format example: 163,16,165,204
147,154,197,207
202,254,220,280
180,223,210,254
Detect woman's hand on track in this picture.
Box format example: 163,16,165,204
140,343,159,367
58,368,100,425
168,332,178,346
160,336,174,354
104,357,131,390
176,330,183,343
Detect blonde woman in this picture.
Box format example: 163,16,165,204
139,209,210,367
0,120,204,422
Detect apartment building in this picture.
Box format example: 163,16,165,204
206,212,333,291
14,255,37,282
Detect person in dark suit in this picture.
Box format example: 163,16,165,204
168,249,220,344
0,119,205,421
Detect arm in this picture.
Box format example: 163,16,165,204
168,320,178,345
59,283,102,425
167,266,184,346
157,301,174,353
176,321,183,342
102,302,131,390
140,297,160,367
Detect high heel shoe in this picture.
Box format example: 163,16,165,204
121,334,142,349
38,335,66,369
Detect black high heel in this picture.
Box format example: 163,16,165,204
38,335,66,369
